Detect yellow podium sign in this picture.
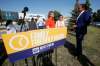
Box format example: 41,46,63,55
2,28,67,54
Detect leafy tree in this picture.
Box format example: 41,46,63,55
93,12,97,21
85,0,92,12
97,9,100,14
54,10,62,21
0,9,1,19
97,9,100,21
85,0,90,8
93,9,100,22
0,9,1,23
68,0,79,31
0,9,3,25
69,0,92,31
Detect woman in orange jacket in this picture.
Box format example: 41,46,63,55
46,11,55,28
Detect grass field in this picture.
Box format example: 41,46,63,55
0,26,100,66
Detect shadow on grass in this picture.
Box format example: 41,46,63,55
0,55,7,66
64,40,76,56
41,55,55,66
37,50,55,66
64,40,95,66
78,55,95,66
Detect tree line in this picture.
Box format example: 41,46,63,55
93,9,100,22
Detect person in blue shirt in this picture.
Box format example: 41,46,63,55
75,4,91,58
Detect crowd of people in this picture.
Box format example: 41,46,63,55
5,3,92,59
6,11,66,34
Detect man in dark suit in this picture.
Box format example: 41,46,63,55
75,4,91,57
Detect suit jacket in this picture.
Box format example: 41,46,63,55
76,10,91,35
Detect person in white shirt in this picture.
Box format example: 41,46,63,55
36,16,45,29
56,15,65,28
6,20,16,34
15,19,29,32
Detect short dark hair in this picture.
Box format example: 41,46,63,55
80,4,89,10
6,20,12,27
31,18,34,21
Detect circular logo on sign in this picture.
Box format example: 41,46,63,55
9,35,29,51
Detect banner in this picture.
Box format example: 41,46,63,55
2,27,67,62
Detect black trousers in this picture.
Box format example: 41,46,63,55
76,33,85,56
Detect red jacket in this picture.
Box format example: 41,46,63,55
46,17,55,28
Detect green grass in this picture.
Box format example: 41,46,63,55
0,26,100,66
66,26,100,66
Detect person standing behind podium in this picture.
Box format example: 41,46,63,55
45,11,55,59
56,15,65,28
75,4,91,57
46,11,55,28
6,20,16,34
36,16,45,29
15,19,29,32
28,18,37,30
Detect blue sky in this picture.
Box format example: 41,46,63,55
0,0,100,16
